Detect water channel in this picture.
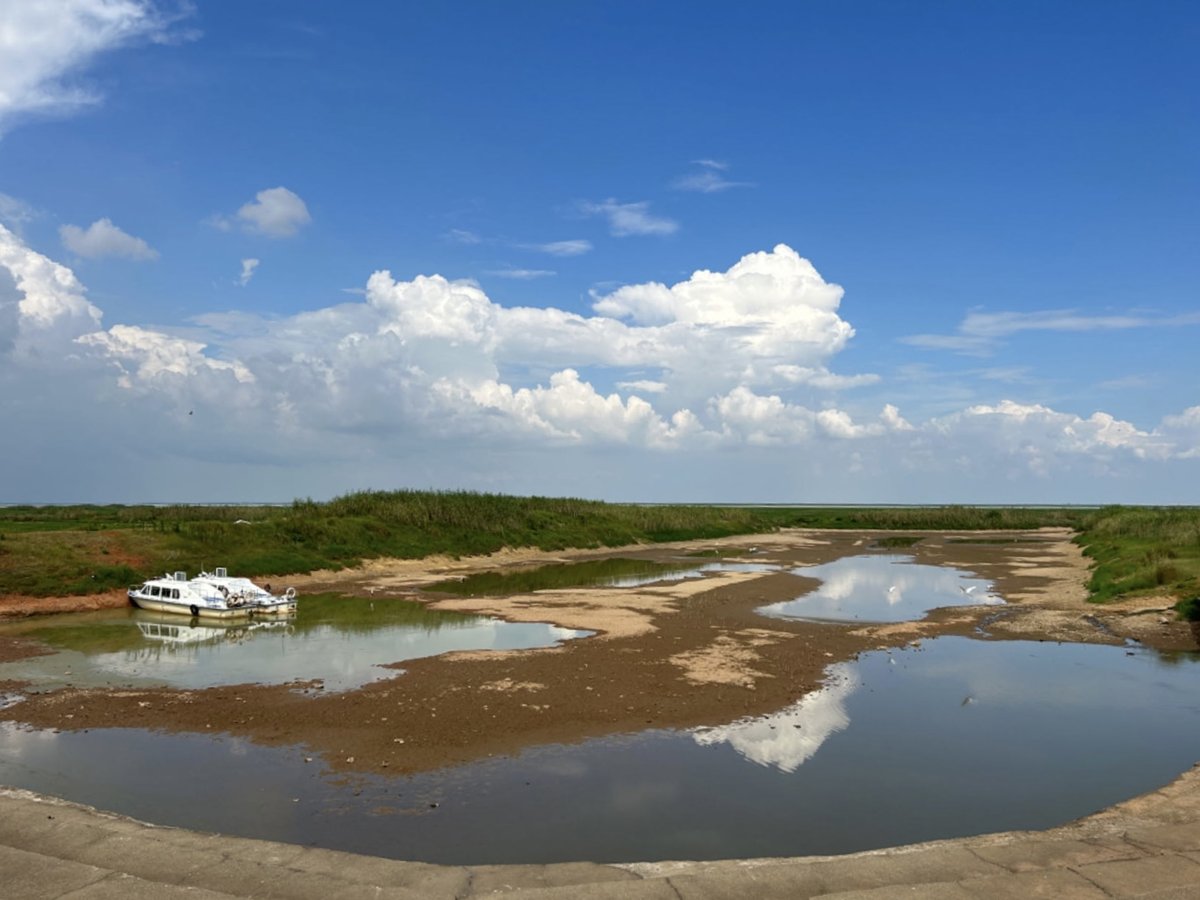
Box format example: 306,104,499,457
1,553,1197,864
1,637,1196,864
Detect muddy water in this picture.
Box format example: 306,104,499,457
760,554,1003,623
0,595,590,692
1,637,1196,864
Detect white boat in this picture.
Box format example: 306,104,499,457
128,568,297,619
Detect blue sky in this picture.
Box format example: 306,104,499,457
0,1,1197,503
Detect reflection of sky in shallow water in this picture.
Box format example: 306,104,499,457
605,561,778,588
0,639,1197,866
760,554,1003,623
693,663,855,771
0,606,590,693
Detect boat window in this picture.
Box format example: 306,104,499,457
149,586,160,597
171,589,180,599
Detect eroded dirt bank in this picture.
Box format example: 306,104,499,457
0,588,127,622
0,529,1196,778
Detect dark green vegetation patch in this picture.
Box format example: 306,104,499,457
874,535,923,549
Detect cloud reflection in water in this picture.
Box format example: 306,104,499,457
692,663,856,772
761,554,1003,623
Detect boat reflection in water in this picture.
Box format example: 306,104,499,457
119,613,298,674
0,596,590,693
134,614,294,648
692,662,856,772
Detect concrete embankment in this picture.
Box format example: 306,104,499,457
3,763,1200,899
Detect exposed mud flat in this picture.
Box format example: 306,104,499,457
0,636,54,664
0,529,1196,780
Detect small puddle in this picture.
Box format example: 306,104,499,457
1,638,1196,864
0,595,590,692
426,557,777,595
760,554,1002,623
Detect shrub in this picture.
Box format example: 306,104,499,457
1175,597,1200,622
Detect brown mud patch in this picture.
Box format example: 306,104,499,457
1,529,1196,781
0,635,53,664
0,588,128,619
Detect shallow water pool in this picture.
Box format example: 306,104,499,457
760,553,1003,623
1,637,1196,864
0,595,590,692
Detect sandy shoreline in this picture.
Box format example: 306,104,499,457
0,528,1196,778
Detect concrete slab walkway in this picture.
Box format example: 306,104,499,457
3,763,1199,899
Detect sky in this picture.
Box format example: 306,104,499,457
0,0,1197,504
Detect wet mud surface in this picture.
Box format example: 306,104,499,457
1,529,1196,779
0,635,53,664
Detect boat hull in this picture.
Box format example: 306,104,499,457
128,594,296,620
130,594,249,619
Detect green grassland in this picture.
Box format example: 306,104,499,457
1073,507,1200,620
0,493,1197,619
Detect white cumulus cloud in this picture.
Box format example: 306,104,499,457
1160,407,1200,458
77,324,254,387
60,218,158,260
0,223,101,335
773,365,880,390
445,369,690,447
0,0,194,134
226,187,312,238
954,400,1173,462
2,226,1198,502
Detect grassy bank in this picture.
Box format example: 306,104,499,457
0,493,780,597
1074,506,1200,620
1,494,1197,618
